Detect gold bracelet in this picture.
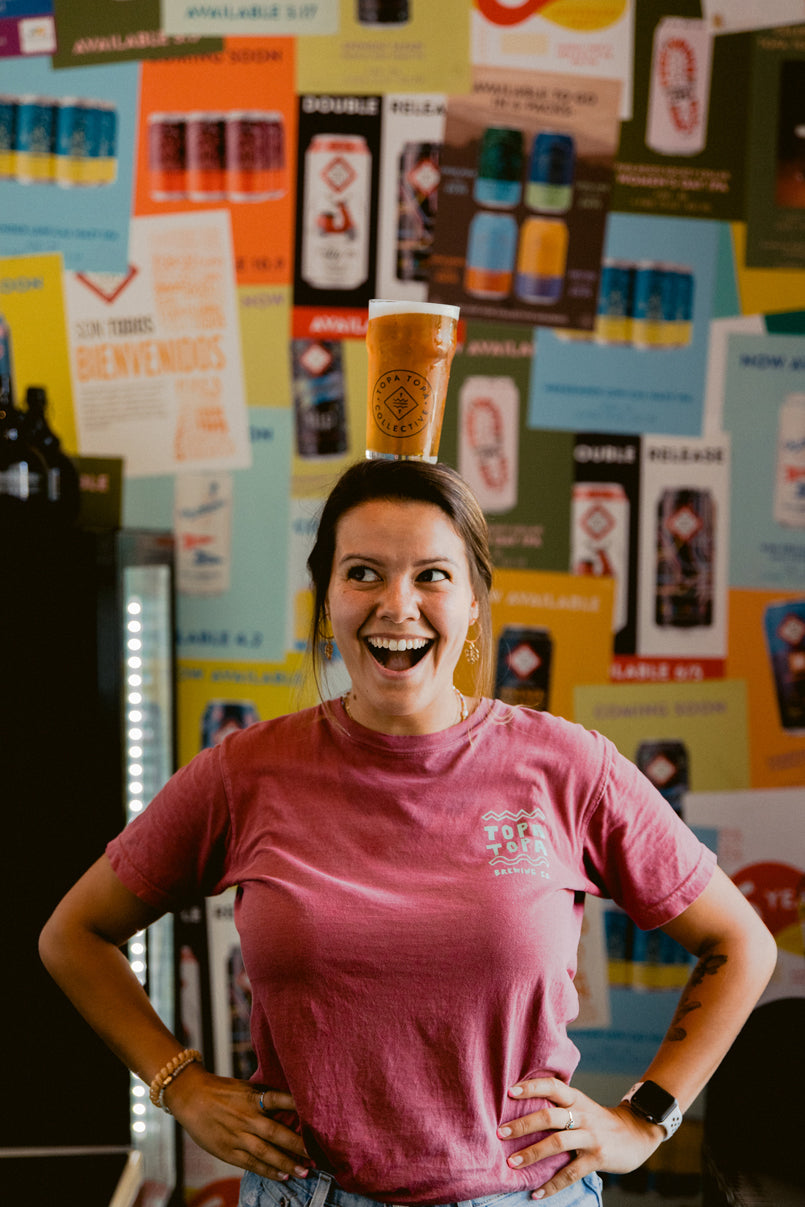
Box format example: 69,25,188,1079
149,1048,203,1113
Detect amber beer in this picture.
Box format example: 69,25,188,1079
365,299,459,462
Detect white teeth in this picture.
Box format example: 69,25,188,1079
367,636,430,652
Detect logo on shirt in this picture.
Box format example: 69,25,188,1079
482,808,551,877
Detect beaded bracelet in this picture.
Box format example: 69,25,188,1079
149,1048,203,1114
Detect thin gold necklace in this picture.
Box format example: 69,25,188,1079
342,685,468,727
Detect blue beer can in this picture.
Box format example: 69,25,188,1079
764,598,805,732
15,94,57,183
97,101,119,185
473,126,524,209
464,211,518,299
595,258,635,344
0,96,16,180
633,260,675,349
525,131,575,213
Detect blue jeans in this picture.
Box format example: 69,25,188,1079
239,1170,603,1207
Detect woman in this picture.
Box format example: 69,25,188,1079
40,459,776,1207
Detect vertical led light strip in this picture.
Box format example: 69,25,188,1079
125,593,149,1141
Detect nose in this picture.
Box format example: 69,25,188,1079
376,574,420,623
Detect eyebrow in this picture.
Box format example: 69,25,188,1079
338,553,461,568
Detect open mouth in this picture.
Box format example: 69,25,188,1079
366,636,433,671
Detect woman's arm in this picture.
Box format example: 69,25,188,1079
497,866,777,1200
39,853,310,1181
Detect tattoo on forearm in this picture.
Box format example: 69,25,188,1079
665,945,728,1042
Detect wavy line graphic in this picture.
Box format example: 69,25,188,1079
489,855,550,868
482,809,547,823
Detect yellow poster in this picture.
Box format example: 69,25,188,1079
177,654,306,767
0,252,76,451
482,567,614,722
727,588,805,788
731,223,805,316
574,678,750,791
296,0,471,94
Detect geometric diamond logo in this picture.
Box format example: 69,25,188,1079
322,155,356,193
508,643,541,679
668,504,702,542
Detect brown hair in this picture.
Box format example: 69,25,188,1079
306,459,494,699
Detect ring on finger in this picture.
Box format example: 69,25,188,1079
259,1090,269,1113
563,1108,579,1131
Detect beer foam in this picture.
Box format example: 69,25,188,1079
368,299,460,320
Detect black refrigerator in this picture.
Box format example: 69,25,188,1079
1,524,178,1205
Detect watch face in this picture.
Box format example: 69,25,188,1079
633,1080,676,1122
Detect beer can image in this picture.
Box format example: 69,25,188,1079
225,110,286,202
646,17,712,157
302,133,371,291
201,699,260,748
0,96,17,181
96,101,118,187
291,338,349,459
525,131,575,214
186,111,227,202
463,211,517,299
14,95,57,183
174,471,233,596
54,98,107,188
774,393,805,529
396,140,441,284
668,264,694,347
636,739,689,818
571,482,629,633
357,0,409,23
632,261,675,349
655,487,715,628
148,112,187,200
594,259,635,345
495,626,552,711
514,217,568,305
764,598,805,732
473,126,524,210
458,376,519,515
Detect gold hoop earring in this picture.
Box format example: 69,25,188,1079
323,635,334,661
464,622,480,665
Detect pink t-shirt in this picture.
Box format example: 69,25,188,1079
108,699,715,1204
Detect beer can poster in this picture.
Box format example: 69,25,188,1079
636,434,729,660
427,66,621,330
293,94,383,317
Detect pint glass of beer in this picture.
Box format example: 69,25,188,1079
365,298,460,462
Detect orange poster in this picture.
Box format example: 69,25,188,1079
727,587,805,788
134,39,297,287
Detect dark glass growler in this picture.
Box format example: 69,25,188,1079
22,385,81,524
0,374,47,527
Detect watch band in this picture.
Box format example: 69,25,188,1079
622,1081,683,1141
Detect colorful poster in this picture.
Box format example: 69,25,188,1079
52,0,221,66
722,331,805,589
611,0,750,221
0,251,76,451
685,787,805,1004
161,0,338,36
296,0,471,95
124,407,292,665
375,93,446,304
745,24,805,268
727,588,805,789
529,214,719,436
439,322,574,574
471,0,635,121
65,212,251,478
483,566,615,723
574,679,751,792
428,66,621,332
636,434,730,663
289,334,366,498
0,1,55,58
0,56,137,272
292,92,382,334
134,40,296,289
238,284,292,408
731,224,805,316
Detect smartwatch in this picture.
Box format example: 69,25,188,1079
622,1081,683,1140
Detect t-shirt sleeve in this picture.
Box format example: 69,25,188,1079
582,734,716,930
107,743,233,910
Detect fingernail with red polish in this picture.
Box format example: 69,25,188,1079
294,1167,310,1178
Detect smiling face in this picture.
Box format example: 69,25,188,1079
326,498,479,734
